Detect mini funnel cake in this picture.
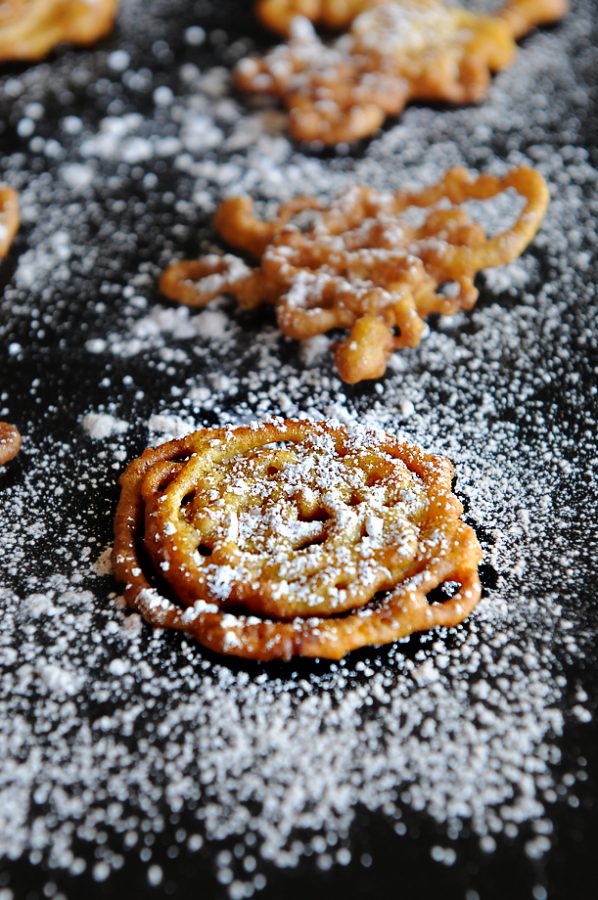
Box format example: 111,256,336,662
114,420,482,661
238,0,568,143
161,165,549,384
0,0,118,63
0,186,20,465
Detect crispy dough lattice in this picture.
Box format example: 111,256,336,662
113,419,482,661
0,185,21,465
0,0,118,62
161,166,549,384
238,0,568,143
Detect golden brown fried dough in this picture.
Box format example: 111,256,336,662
161,166,549,384
256,0,386,35
0,186,21,466
0,0,118,62
114,419,482,661
0,421,20,465
239,0,568,144
0,185,19,258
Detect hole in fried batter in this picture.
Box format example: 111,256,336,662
294,533,327,552
297,508,330,523
335,579,352,591
426,581,461,605
197,544,213,557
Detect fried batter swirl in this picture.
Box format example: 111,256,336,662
0,0,118,62
239,0,568,143
113,419,482,661
161,166,549,384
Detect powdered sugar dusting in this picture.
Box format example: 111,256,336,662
0,1,596,898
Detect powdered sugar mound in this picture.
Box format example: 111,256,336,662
93,546,114,576
147,412,196,440
82,412,130,440
14,230,72,289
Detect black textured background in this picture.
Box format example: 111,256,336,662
0,2,597,899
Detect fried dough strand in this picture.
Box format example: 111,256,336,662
240,0,568,143
0,421,21,465
257,0,567,36
256,0,386,35
0,0,118,62
113,420,482,661
0,185,21,464
0,185,19,258
161,166,549,383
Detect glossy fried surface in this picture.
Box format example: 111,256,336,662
161,166,549,384
113,419,482,661
0,0,118,62
239,0,568,143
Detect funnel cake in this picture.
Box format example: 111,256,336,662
238,0,568,143
161,165,549,384
0,0,118,62
0,186,20,465
113,419,482,661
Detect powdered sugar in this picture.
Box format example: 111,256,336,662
0,1,596,898
82,412,130,440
